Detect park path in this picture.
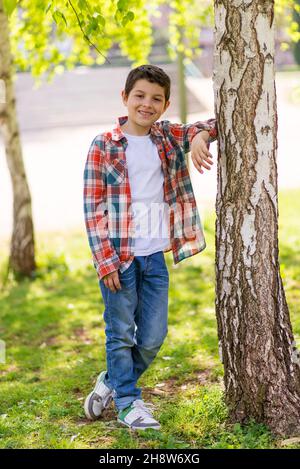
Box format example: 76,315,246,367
0,66,299,239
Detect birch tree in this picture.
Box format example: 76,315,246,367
213,0,300,436
0,0,35,276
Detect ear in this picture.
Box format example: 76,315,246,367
121,90,128,106
164,100,170,112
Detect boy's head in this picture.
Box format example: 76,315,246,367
121,65,171,133
123,64,171,103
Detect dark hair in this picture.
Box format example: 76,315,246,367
124,64,171,102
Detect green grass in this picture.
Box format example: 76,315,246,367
0,189,300,449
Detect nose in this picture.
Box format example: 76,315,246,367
141,102,152,109
140,97,152,107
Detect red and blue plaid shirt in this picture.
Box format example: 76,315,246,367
83,115,218,280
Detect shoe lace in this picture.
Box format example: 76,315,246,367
133,399,156,417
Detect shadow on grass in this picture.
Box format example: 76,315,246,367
0,255,106,395
2,231,298,448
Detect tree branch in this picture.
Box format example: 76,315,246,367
68,0,111,65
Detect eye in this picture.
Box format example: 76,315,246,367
154,98,162,101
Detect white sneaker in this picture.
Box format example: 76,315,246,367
84,371,114,420
117,399,161,430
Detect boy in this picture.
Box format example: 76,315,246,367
83,64,217,430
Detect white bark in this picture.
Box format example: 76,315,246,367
213,0,300,436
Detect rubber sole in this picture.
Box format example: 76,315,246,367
84,391,103,421
84,371,113,421
117,418,161,431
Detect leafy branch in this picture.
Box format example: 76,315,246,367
67,0,110,64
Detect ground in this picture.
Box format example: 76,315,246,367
0,189,299,448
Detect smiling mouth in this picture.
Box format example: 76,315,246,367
138,111,154,117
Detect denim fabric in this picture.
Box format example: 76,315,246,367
99,250,169,411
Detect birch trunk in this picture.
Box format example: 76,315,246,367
0,0,36,277
213,0,300,436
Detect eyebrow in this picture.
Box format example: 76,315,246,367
134,90,164,98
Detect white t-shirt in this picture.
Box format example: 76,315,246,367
123,132,170,255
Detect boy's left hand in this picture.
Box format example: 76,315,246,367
190,131,214,174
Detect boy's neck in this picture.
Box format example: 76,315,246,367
121,120,151,137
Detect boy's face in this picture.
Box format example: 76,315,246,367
121,79,170,131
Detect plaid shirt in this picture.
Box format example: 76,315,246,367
83,115,218,280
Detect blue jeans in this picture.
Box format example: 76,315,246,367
99,250,169,411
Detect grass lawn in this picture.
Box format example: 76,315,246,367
0,189,300,449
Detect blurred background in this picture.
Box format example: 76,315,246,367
0,3,299,240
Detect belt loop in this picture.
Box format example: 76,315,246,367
146,253,152,272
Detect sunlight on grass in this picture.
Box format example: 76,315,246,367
0,189,299,448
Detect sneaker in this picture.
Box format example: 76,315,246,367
84,371,114,420
117,399,161,430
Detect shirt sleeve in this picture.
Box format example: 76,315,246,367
159,117,218,153
83,137,121,280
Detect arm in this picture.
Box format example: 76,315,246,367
83,137,121,281
160,117,218,153
190,130,214,174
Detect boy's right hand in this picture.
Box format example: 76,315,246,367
103,270,122,293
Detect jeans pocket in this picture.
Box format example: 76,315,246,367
151,251,169,277
119,262,136,289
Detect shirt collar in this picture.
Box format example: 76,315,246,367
111,116,164,141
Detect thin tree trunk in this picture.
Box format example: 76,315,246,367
0,1,36,277
177,45,187,124
177,26,189,170
213,0,300,436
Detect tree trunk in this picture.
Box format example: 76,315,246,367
213,0,300,436
0,0,36,277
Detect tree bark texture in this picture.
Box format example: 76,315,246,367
213,0,300,436
0,0,36,277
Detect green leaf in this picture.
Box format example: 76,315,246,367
85,17,98,35
78,0,88,10
98,16,105,27
117,0,128,13
52,10,67,27
122,11,135,27
3,0,17,16
114,10,123,25
126,11,134,22
91,11,105,27
60,12,68,27
121,17,129,27
45,2,52,15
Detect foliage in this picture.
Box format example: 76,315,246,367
2,0,300,83
275,0,300,52
292,1,300,65
7,0,153,80
167,0,213,62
